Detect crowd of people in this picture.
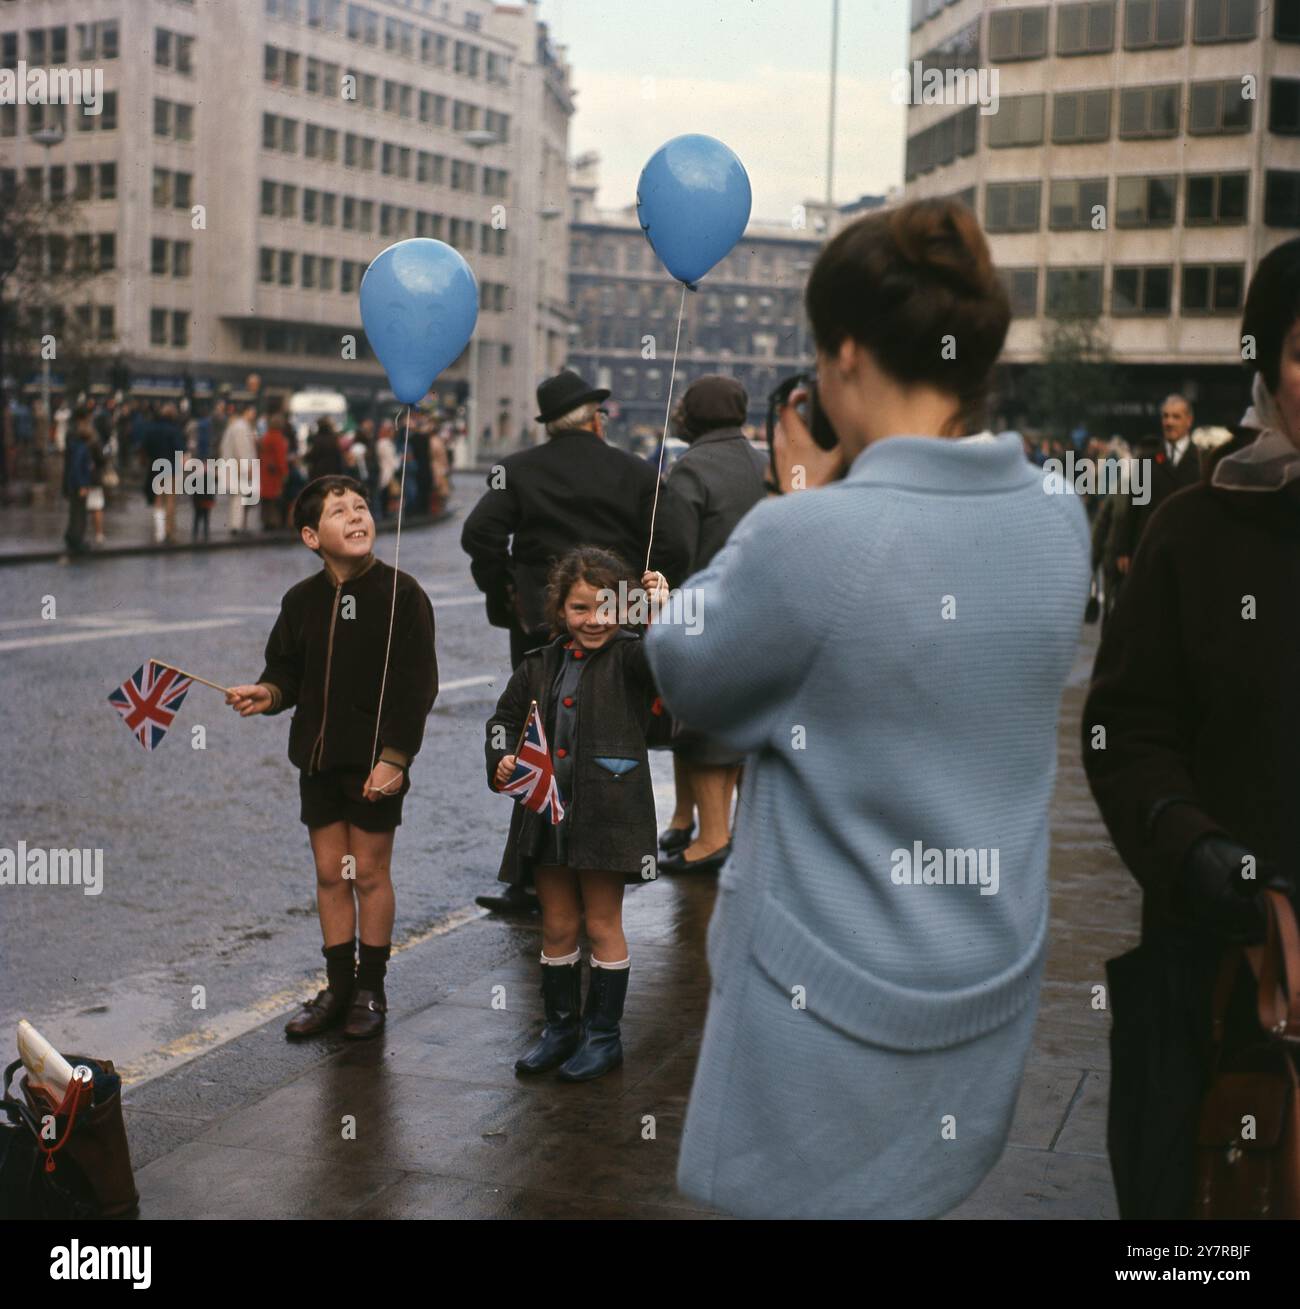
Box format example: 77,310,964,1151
45,393,454,553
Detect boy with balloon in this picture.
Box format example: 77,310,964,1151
224,239,477,1041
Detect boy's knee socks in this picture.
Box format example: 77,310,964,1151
323,938,356,993
357,941,392,992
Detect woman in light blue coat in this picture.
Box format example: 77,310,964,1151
645,199,1090,1219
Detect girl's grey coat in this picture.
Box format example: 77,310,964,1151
645,433,1090,1218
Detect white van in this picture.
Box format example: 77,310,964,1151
288,389,349,454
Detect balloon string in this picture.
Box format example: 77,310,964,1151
369,404,410,782
645,281,688,575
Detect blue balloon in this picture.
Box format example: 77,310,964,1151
359,239,478,405
636,135,753,288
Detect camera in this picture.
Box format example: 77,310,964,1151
766,372,838,451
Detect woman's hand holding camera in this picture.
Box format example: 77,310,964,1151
773,387,846,493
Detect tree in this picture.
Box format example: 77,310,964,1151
1028,287,1117,445
0,180,94,481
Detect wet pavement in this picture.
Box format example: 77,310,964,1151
121,643,1132,1220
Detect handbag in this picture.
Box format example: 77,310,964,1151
15,1054,140,1218
1,1060,98,1218
1194,889,1300,1218
101,466,121,489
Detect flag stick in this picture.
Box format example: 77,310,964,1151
512,701,537,759
149,658,231,696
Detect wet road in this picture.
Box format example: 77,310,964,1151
0,510,676,1080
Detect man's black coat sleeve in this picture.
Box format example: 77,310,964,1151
461,468,521,626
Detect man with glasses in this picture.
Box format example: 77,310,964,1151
461,369,689,915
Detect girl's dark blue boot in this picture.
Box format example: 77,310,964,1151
557,963,629,1082
515,960,583,1074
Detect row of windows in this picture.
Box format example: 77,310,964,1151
257,247,510,312
0,22,124,66
36,304,118,344
237,319,375,359
262,45,509,139
264,0,512,84
154,99,195,142
570,238,813,287
1001,262,1246,318
1,163,117,203
259,114,503,192
1,96,120,135
37,233,116,275
986,170,1300,230
986,80,1287,147
985,171,1253,231
577,281,803,324
984,0,1295,60
904,106,979,178
906,81,1297,177
257,181,506,252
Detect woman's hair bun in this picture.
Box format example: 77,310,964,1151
887,199,997,300
804,198,1011,434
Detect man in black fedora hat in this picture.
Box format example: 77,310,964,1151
461,370,689,915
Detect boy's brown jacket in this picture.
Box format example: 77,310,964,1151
258,554,437,774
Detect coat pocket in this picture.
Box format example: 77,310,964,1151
747,892,1048,1053
593,756,640,777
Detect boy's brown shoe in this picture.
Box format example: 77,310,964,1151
284,987,352,1039
343,989,387,1040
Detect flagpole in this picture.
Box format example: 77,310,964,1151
149,658,230,696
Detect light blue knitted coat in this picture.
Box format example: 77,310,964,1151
645,432,1090,1219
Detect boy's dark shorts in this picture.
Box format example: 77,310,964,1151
299,766,411,832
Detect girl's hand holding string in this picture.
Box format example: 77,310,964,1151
641,571,669,620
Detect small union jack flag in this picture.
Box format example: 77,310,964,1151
108,661,193,750
500,701,565,825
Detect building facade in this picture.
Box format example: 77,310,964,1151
566,156,828,437
904,0,1300,433
0,0,572,432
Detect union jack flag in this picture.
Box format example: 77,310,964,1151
500,700,565,824
108,661,193,750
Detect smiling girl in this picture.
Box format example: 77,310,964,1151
485,546,668,1082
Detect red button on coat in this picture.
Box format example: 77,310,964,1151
562,696,574,707
556,747,568,758
572,649,583,658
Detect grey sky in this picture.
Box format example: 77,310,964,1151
537,0,909,222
